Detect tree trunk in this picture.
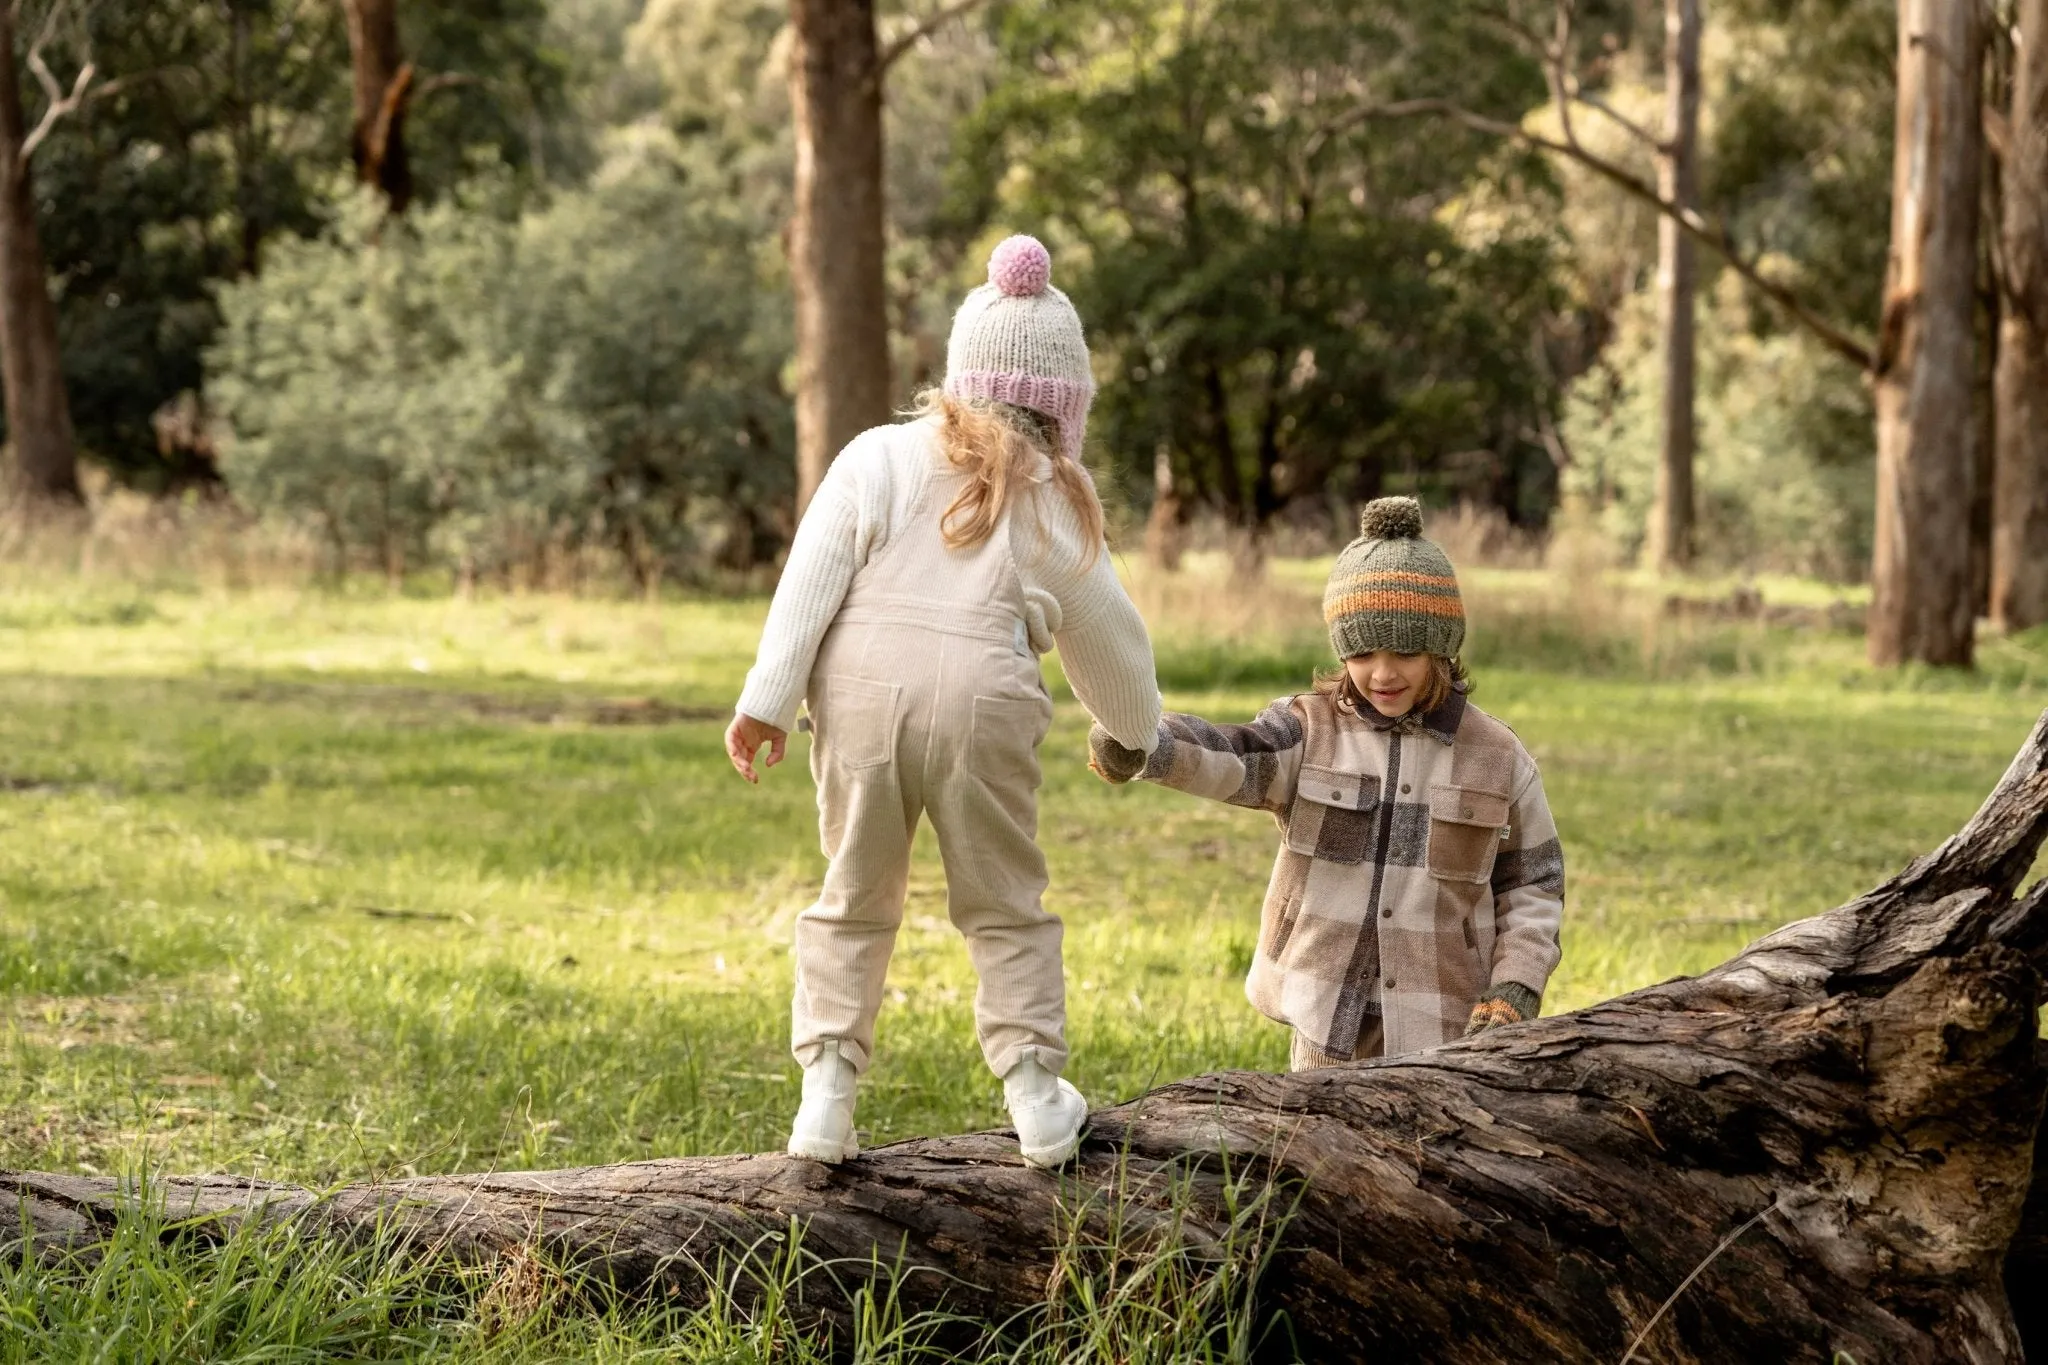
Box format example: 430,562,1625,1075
341,0,414,212
0,7,80,508
1143,447,1184,571
12,715,2048,1361
1993,0,2048,634
1650,0,1699,574
1870,0,1983,667
788,0,890,516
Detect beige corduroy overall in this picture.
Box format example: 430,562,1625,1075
793,466,1064,1081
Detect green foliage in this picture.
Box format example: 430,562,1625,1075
208,147,791,585
21,0,1899,566
21,0,566,487
1706,0,1894,332
1523,0,1892,573
32,0,344,487
1562,277,1875,578
958,0,1567,533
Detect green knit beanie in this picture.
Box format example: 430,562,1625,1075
1323,497,1466,659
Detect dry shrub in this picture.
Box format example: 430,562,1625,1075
1424,502,1546,571
1123,552,1324,646
0,483,319,592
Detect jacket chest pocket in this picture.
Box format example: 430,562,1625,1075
1427,784,1510,883
1284,765,1381,864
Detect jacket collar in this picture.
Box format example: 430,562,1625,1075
1353,683,1467,745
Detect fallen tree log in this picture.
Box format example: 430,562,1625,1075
11,713,2048,1362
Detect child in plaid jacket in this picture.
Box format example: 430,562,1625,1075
1088,498,1564,1068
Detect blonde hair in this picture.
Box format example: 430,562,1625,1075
1315,654,1470,716
911,390,1103,563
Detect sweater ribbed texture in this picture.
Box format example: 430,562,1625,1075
737,418,1162,751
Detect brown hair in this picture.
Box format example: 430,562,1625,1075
1315,654,1470,716
911,390,1104,562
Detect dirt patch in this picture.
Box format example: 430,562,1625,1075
221,681,723,727
464,694,724,727
8,994,157,1051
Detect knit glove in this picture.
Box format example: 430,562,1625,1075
1463,982,1541,1037
1087,723,1147,785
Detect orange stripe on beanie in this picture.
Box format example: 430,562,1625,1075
1322,497,1467,659
1324,590,1467,621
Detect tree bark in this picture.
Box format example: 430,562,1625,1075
0,6,80,508
11,712,2048,1360
1870,0,1983,667
1649,0,1699,574
1143,447,1183,571
341,0,413,212
788,0,890,516
1993,0,2048,634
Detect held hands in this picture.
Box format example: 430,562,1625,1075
725,713,788,784
1087,723,1147,785
1463,982,1541,1038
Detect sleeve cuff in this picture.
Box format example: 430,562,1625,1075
734,686,801,734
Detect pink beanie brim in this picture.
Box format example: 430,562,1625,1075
943,369,1093,465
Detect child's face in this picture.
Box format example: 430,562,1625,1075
1344,651,1434,718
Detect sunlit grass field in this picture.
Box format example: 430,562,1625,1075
0,557,2044,1358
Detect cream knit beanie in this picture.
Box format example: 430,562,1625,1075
942,235,1094,462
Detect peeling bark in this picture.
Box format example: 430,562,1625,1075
1871,0,1984,666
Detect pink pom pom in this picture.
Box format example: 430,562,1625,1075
987,235,1052,297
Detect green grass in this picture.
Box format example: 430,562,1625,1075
0,561,2042,1358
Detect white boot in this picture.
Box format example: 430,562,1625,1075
1003,1053,1087,1169
787,1042,859,1163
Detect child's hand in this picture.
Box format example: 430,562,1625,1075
1087,723,1147,784
1463,983,1541,1037
725,713,787,784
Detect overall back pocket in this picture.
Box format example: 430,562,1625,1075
817,677,900,769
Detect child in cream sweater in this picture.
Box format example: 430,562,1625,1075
727,236,1160,1166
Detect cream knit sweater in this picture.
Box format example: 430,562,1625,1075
737,418,1162,752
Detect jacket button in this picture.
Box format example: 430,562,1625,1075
1384,978,1396,989
1462,805,1474,817
1331,789,1343,801
1381,907,1393,918
1400,783,1411,794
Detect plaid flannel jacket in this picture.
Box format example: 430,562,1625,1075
1135,687,1565,1057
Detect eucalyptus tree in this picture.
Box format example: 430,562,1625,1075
1868,0,1983,666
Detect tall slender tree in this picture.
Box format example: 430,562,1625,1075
787,0,888,515
1649,0,1700,572
1869,0,1983,667
1993,0,2048,633
341,0,413,212
0,3,85,507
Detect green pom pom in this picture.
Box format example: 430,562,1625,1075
1358,496,1424,540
